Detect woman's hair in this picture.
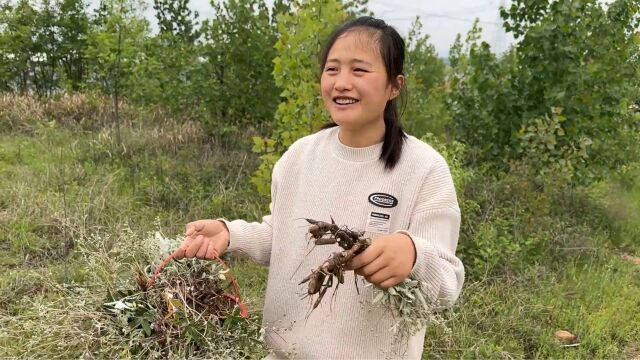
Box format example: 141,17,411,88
319,16,408,170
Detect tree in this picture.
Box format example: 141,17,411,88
32,0,60,96
125,0,200,115
86,0,148,146
402,17,447,138
153,0,199,43
197,0,280,135
0,0,39,94
449,0,640,183
58,0,90,91
251,0,347,196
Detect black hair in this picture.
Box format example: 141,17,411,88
319,16,408,170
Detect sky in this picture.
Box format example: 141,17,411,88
90,0,516,56
366,0,514,55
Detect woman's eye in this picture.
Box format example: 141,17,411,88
325,67,337,72
354,68,368,73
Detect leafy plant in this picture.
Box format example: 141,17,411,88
197,0,280,136
251,0,347,197
449,0,640,183
403,17,448,138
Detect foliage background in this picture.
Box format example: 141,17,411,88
0,0,639,358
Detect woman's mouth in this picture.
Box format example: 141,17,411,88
333,96,359,106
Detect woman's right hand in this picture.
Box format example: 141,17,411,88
173,219,230,260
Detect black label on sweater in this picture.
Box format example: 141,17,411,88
368,193,398,208
366,211,391,234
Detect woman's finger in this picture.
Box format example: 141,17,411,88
379,277,400,289
185,221,206,237
366,267,394,287
347,243,383,271
173,235,194,260
357,256,388,277
173,247,186,260
195,236,209,259
185,235,204,258
205,237,219,259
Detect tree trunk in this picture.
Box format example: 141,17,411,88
114,25,122,148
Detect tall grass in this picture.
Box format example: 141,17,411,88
0,94,638,359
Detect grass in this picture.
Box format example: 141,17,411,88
424,252,640,359
0,94,638,358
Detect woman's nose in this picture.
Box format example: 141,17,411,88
334,72,353,91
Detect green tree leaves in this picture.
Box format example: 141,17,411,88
251,0,347,197
0,1,42,93
85,0,148,96
403,17,447,138
449,0,640,184
153,0,199,43
197,0,279,135
57,0,90,91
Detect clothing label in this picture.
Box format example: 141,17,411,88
368,192,398,208
365,211,391,234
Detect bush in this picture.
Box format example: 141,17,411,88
427,132,634,279
449,1,640,183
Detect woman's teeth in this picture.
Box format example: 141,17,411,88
335,98,358,105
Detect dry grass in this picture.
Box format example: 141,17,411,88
0,92,115,132
1,93,639,359
0,230,266,359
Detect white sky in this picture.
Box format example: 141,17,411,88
367,0,514,55
188,0,516,56
90,0,515,56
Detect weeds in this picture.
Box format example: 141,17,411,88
0,94,638,359
0,230,267,359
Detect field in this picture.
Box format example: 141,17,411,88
0,94,638,359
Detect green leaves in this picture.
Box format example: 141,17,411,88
192,0,280,136
85,0,149,95
251,0,346,197
449,0,640,184
368,278,440,346
402,17,448,138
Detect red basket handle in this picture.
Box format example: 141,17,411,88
146,248,248,318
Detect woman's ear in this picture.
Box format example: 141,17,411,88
390,75,405,100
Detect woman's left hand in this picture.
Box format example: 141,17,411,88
347,232,416,289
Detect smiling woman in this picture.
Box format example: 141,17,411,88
320,30,403,148
319,17,408,170
177,16,464,359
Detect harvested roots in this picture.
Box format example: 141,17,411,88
298,218,371,310
147,247,247,317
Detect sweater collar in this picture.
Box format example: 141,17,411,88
329,126,383,162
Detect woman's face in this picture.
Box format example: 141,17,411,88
320,31,400,132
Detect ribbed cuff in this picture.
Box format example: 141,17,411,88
216,218,241,252
215,217,273,266
393,229,441,301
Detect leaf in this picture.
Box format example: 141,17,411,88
554,329,578,344
141,319,152,336
403,289,415,300
372,290,385,304
415,290,429,312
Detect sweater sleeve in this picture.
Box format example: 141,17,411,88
394,156,464,309
216,162,280,267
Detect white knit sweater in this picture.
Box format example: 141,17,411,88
221,126,464,359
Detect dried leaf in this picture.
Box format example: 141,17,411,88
621,254,640,266
555,329,578,344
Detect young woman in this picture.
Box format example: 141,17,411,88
175,16,464,359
